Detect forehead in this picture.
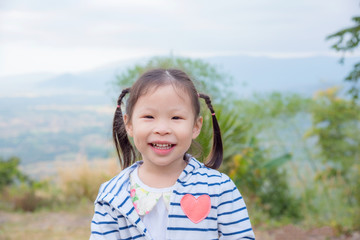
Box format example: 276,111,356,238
134,84,193,110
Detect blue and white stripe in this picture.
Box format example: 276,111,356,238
90,158,255,240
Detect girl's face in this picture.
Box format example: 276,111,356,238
124,84,202,171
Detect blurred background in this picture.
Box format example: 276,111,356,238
0,0,359,239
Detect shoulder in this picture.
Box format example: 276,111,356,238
179,158,236,192
185,158,233,183
95,162,139,202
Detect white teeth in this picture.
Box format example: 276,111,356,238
152,143,172,149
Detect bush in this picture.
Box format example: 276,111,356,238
0,156,57,212
0,156,29,191
2,184,42,212
225,139,302,221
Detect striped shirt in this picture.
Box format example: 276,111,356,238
90,157,255,240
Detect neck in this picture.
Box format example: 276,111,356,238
138,160,187,188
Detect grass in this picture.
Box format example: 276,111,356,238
56,156,120,203
0,157,116,240
1,157,359,239
0,201,94,240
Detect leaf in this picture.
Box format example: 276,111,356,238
261,153,292,169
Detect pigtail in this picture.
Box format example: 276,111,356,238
198,93,223,169
113,88,136,169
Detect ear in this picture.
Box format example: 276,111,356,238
192,116,203,139
123,114,133,137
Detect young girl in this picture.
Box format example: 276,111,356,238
90,69,255,240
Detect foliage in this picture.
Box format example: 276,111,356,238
0,156,56,212
2,183,48,212
306,87,360,173
195,104,249,164
305,87,360,230
235,92,311,129
226,138,302,220
0,156,30,190
327,16,360,100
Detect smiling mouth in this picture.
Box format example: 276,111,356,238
151,143,174,149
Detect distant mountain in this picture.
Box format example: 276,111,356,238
37,70,114,92
35,58,142,96
206,55,357,96
0,55,356,101
0,72,56,97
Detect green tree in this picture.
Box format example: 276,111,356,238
327,16,360,100
0,157,55,212
0,156,30,190
229,93,312,220
306,87,360,174
305,87,360,229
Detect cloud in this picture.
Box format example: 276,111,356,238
0,43,163,76
0,0,359,76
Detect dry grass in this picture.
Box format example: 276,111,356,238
2,206,359,240
56,156,120,202
0,156,121,213
0,157,122,240
0,202,94,240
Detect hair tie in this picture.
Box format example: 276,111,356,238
212,113,215,116
117,105,120,108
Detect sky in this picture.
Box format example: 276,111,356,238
0,0,359,77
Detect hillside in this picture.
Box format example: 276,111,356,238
0,55,357,174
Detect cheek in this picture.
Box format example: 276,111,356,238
182,125,197,142
131,125,148,142
131,131,145,150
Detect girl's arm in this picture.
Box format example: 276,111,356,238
217,174,255,240
90,202,121,240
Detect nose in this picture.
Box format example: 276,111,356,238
153,120,171,135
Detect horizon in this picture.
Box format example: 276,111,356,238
0,54,357,99
1,52,358,78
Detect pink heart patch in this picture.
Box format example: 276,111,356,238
180,194,211,224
